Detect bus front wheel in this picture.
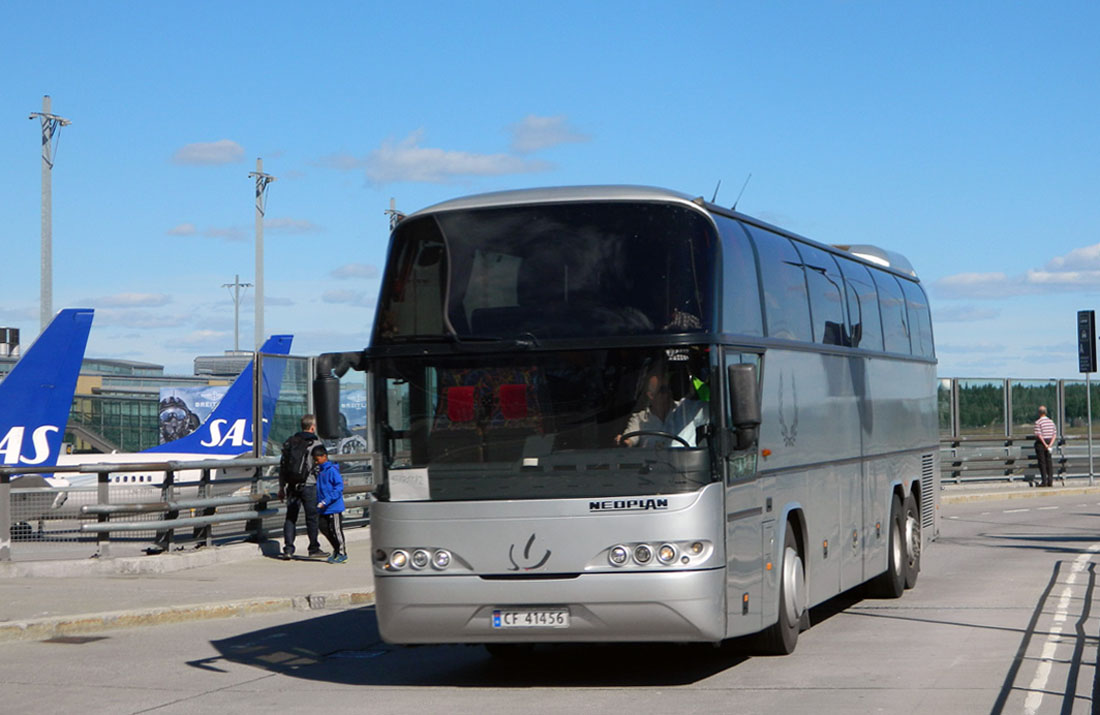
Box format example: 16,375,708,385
758,525,805,655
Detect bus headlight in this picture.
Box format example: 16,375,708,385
411,549,430,569
432,549,452,570
657,544,678,564
633,544,653,564
609,545,630,566
390,549,409,570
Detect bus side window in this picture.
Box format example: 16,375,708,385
835,256,883,352
873,272,911,354
713,216,764,337
796,243,847,346
744,226,812,342
901,280,935,358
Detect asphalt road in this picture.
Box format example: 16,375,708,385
3,492,1099,714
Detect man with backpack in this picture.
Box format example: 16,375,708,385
279,414,328,559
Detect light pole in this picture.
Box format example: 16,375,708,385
249,158,276,349
29,95,70,332
222,274,252,351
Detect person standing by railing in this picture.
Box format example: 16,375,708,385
1034,405,1058,488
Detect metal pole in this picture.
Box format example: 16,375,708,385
249,159,276,349
40,98,51,332
1089,373,1094,486
222,274,252,352
29,96,70,332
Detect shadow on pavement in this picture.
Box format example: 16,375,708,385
205,607,758,687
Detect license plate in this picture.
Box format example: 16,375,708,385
491,608,570,629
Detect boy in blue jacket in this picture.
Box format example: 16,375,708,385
312,444,347,564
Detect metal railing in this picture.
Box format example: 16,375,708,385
939,435,1095,486
0,454,373,562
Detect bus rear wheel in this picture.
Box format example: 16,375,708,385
758,526,805,655
869,494,906,599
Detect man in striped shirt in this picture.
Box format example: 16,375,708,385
1034,405,1057,487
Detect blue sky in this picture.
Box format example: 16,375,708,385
1,2,1098,378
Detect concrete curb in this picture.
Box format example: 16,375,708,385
0,587,375,643
0,538,276,578
941,484,1100,505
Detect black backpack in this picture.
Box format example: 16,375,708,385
281,433,315,486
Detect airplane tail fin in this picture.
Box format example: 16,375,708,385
145,335,293,456
0,308,94,467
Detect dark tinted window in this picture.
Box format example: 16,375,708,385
744,225,812,341
713,216,763,336
901,280,935,358
874,272,911,354
796,243,848,346
375,202,718,343
834,256,883,351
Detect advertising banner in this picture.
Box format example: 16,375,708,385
158,385,229,444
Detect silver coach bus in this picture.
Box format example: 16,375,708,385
315,185,938,655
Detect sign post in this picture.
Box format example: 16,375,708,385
1078,310,1096,485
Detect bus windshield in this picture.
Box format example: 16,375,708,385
374,202,717,343
377,345,715,501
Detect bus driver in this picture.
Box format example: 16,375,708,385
615,369,708,448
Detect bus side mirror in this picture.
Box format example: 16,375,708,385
313,375,342,439
727,363,761,451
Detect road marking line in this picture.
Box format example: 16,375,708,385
1038,506,1060,511
1005,508,1030,513
1023,544,1100,715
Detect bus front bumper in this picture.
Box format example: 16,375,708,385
374,568,727,644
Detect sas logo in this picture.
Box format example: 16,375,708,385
199,418,253,448
0,425,59,465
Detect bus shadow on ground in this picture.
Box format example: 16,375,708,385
204,606,766,687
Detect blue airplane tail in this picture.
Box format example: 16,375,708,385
145,335,293,456
0,309,94,467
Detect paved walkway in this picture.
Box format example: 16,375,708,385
4,480,1100,643
0,529,374,642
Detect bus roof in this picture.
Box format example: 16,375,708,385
405,185,919,280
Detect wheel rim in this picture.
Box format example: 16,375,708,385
890,518,904,575
781,545,806,624
905,511,920,568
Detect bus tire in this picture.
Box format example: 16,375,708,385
758,526,805,655
869,494,905,599
903,492,920,590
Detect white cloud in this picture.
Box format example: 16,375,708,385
94,310,190,329
933,305,1001,322
508,115,590,154
365,130,552,183
203,226,247,242
936,243,1100,300
1044,243,1100,272
330,263,380,279
171,139,245,166
322,289,376,308
164,330,231,349
265,217,323,234
933,272,1018,299
167,223,197,236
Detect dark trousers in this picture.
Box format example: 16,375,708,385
1035,441,1054,487
283,484,321,553
320,512,347,556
